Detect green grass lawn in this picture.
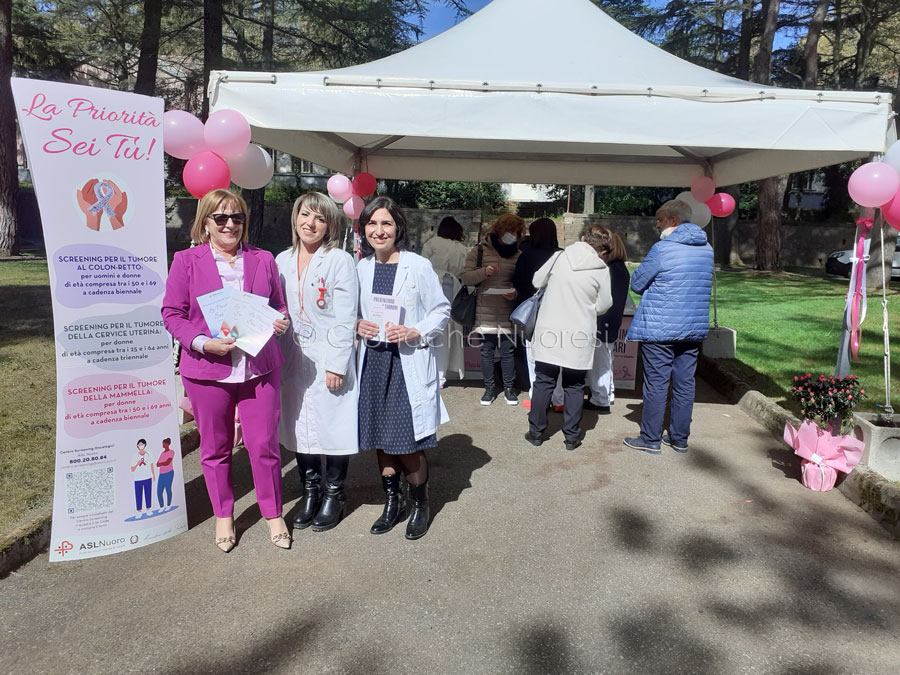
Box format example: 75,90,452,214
709,267,900,416
1,260,898,533
0,260,56,533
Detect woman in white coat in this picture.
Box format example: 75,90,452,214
277,192,359,532
421,216,468,386
356,197,450,540
525,229,613,451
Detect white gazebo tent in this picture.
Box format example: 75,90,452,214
208,0,895,188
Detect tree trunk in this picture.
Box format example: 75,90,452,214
750,0,785,271
134,0,163,96
736,2,754,81
802,0,830,89
243,0,275,245
755,175,787,270
718,184,744,266
202,0,223,121
0,0,18,256
832,0,843,87
751,0,780,84
866,218,898,290
852,0,878,88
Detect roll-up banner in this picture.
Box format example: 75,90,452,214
12,78,187,562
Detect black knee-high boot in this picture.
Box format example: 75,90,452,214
293,454,322,530
370,474,407,535
311,455,349,532
405,480,429,540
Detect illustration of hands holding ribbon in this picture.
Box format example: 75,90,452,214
76,178,128,231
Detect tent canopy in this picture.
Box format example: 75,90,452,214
209,0,895,188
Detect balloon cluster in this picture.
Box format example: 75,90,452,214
162,109,275,198
673,177,736,227
326,173,377,219
848,141,900,230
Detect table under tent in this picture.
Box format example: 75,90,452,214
207,0,897,408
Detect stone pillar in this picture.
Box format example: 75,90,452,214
583,185,595,214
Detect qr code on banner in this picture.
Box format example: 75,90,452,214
65,466,115,514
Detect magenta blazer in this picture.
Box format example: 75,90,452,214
161,243,287,381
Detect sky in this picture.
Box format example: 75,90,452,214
420,1,492,41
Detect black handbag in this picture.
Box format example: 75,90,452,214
450,244,482,327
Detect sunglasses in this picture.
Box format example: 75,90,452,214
208,212,246,227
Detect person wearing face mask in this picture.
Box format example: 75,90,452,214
276,192,359,533
623,199,713,455
461,213,525,406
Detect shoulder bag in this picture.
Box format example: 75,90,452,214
510,251,561,341
450,244,482,327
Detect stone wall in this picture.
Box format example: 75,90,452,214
557,213,861,267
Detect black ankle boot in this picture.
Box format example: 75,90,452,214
405,481,430,540
311,487,346,532
292,482,321,530
370,474,407,535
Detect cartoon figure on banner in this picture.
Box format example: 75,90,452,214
130,438,155,516
76,178,128,231
155,437,177,511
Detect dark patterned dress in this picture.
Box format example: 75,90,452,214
358,262,438,454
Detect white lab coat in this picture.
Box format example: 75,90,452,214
277,246,359,455
356,251,450,441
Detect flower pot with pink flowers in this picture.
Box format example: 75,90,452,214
782,374,866,491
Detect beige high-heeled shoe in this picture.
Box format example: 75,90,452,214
215,535,236,553
215,516,236,553
267,517,292,550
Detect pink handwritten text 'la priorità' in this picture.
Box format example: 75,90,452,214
20,93,160,160
20,93,161,127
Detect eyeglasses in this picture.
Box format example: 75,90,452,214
208,213,246,227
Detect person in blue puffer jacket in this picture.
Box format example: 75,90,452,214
624,199,713,454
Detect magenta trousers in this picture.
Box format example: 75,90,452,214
182,370,283,519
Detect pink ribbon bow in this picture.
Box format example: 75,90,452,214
783,420,864,491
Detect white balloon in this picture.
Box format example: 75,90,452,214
885,140,900,174
675,190,711,227
225,143,274,190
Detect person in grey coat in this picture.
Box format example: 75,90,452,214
624,199,713,454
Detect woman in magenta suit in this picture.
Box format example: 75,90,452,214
162,189,291,552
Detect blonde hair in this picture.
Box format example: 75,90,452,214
290,192,344,252
489,213,525,238
190,189,249,245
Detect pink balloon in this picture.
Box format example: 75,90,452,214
226,143,274,190
327,174,353,201
352,173,377,198
163,110,207,159
204,109,251,158
690,176,716,203
882,190,900,231
183,151,231,199
848,162,900,208
343,196,365,220
706,192,736,218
